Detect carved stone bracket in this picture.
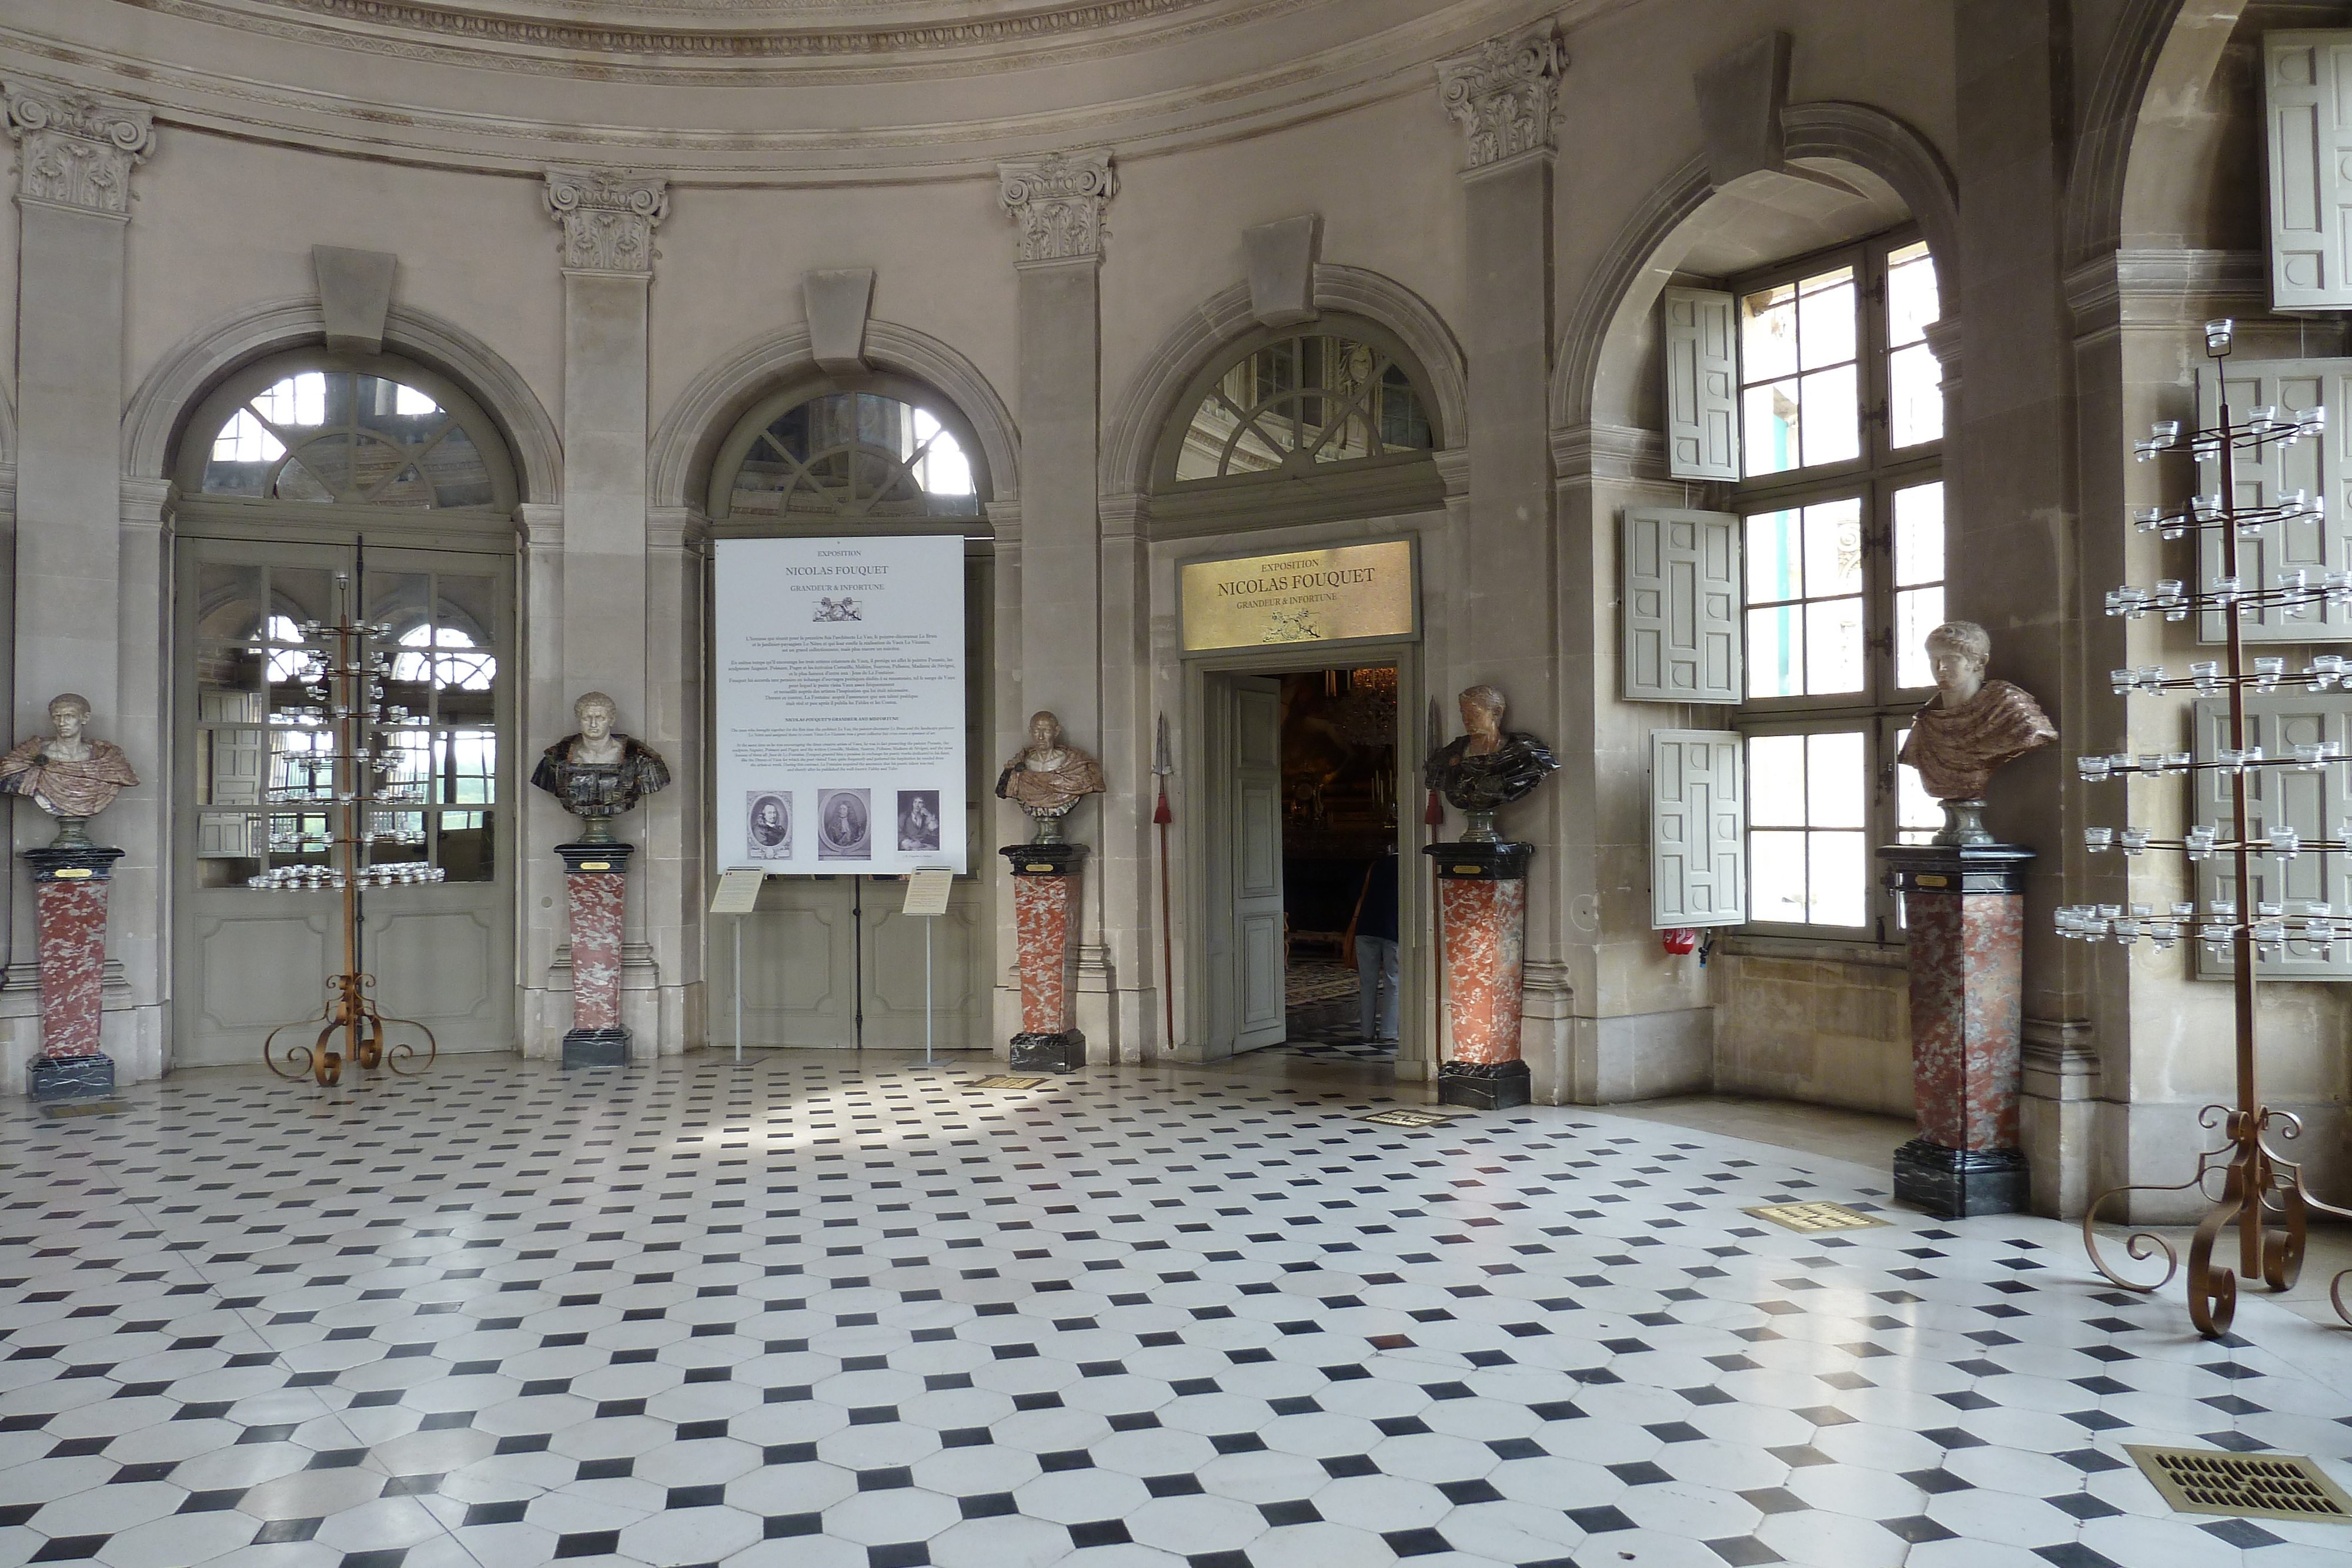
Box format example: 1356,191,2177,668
4,85,153,218
1436,23,1567,172
998,150,1116,266
543,168,669,276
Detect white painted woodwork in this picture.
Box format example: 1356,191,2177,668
2197,360,2352,643
1232,676,1287,1051
2194,695,2352,979
2264,33,2352,312
1622,506,1742,703
1649,728,1746,928
1663,286,1741,480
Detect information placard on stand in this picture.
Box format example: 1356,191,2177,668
710,867,766,1060
903,869,954,1061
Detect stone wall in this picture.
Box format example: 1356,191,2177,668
1712,948,1915,1118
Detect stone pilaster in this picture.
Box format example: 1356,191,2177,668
3,83,162,1085
1436,28,1568,1094
999,150,1127,1054
534,168,687,1055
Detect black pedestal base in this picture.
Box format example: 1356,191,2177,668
1438,1059,1531,1111
1895,1137,2028,1218
1010,1030,1084,1072
563,1029,630,1068
29,1054,114,1102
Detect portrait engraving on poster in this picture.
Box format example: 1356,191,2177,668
746,791,792,860
1180,539,1417,653
714,536,968,875
898,789,943,853
817,788,871,861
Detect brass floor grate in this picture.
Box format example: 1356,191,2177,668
38,1099,126,1119
2130,1446,2352,1523
1359,1106,1471,1128
966,1075,1051,1090
1743,1201,1890,1233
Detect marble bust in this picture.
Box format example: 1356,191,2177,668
0,695,139,845
530,691,671,843
1898,621,2057,844
995,710,1106,844
1422,684,1558,841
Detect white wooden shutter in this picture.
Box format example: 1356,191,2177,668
2194,694,2352,979
2197,359,2352,643
1623,506,1742,702
1663,286,1740,479
1651,729,1746,928
2265,33,2352,312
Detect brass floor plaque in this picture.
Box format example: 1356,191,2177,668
1743,1201,1890,1233
39,1099,127,1119
1360,1106,1471,1128
2130,1446,2352,1523
967,1075,1050,1090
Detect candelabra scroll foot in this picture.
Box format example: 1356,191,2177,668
260,972,435,1085
2187,1193,2241,1338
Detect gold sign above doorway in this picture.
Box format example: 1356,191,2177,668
1180,539,1417,652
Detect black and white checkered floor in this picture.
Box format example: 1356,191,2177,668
2,1054,2350,1568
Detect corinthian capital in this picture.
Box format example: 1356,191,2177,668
998,150,1116,266
543,168,669,276
1436,24,1567,172
4,83,153,218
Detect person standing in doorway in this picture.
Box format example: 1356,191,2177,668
1351,845,1401,1047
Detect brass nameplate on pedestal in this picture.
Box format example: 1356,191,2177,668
1915,873,1948,888
52,868,91,880
579,861,611,872
1180,539,1416,651
1452,864,1481,875
1025,862,1054,872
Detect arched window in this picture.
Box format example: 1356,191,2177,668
1147,316,1444,531
1172,331,1434,482
182,357,514,512
710,383,986,524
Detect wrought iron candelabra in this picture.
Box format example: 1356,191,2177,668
2060,317,2352,1337
253,567,440,1088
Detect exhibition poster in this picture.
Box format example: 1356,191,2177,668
713,536,967,875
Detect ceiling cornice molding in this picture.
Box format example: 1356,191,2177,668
118,0,1322,79
1,0,1629,178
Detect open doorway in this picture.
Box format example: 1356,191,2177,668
1206,663,1402,1058
1279,666,1402,1058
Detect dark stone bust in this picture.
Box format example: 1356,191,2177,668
1422,684,1558,816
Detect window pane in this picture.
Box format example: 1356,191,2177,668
1796,268,1857,370
1808,831,1867,926
1893,482,1944,586
1750,829,1809,924
1798,366,1859,466
1747,606,1804,698
1740,283,1799,383
1748,734,1806,826
1805,732,1866,828
1886,242,1938,347
1804,499,1863,597
1804,597,1865,694
1741,380,1801,477
1895,728,1942,841
1896,588,1945,688
1745,509,1803,603
1889,343,1943,448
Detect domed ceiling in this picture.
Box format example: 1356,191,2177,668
15,0,1621,178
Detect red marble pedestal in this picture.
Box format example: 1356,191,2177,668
1424,841,1534,1109
1002,842,1087,1071
24,844,124,1100
1880,843,2036,1217
559,841,634,1068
